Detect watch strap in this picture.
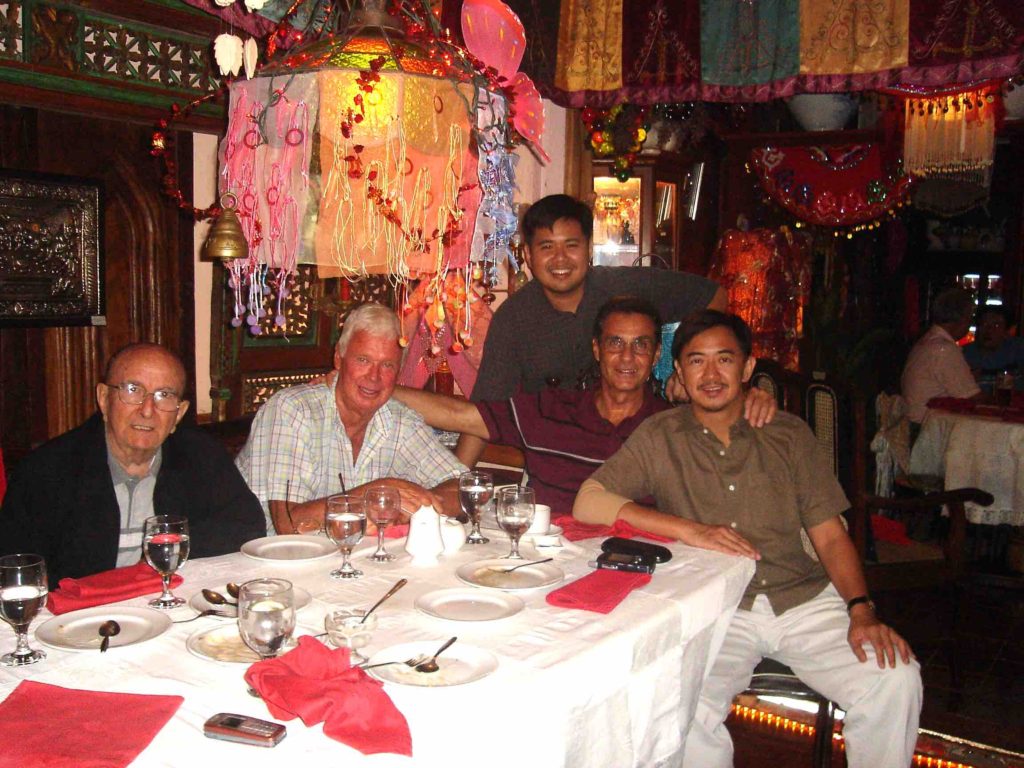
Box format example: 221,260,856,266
846,595,875,613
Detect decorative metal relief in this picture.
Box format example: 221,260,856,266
241,371,327,414
0,170,103,326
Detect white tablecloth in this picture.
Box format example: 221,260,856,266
910,409,1024,526
0,535,754,767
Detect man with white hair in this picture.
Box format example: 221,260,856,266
237,303,466,535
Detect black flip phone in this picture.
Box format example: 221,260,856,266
601,536,673,563
593,551,656,574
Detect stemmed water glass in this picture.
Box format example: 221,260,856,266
0,554,48,666
459,470,493,545
238,578,296,662
495,486,535,560
325,494,367,579
143,515,190,609
365,487,400,562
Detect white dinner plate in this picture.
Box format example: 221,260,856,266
35,606,171,651
241,534,338,562
366,641,498,687
188,584,313,615
415,588,524,622
186,624,262,664
455,559,564,591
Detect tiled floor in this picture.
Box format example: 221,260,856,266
728,572,1024,767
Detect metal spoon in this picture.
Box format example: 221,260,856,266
226,583,241,600
490,557,554,574
361,578,407,624
415,636,457,674
201,588,237,607
99,620,120,653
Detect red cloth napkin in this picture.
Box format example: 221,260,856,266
552,515,673,543
0,680,181,768
870,514,912,546
47,561,183,615
545,569,652,614
245,636,412,756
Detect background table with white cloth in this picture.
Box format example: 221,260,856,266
910,409,1024,526
0,536,754,768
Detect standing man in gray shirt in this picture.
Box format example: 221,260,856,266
460,194,727,465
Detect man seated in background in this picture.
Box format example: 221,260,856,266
963,306,1024,390
901,286,981,424
0,343,266,586
575,311,921,768
237,303,466,534
458,193,727,467
394,296,775,517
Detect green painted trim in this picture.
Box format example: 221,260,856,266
139,0,217,20
0,66,224,115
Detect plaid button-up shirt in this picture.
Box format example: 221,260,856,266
237,380,466,533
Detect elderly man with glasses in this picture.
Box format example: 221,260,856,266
0,343,266,586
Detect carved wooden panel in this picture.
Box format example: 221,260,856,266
240,370,323,414
244,265,320,346
0,2,23,61
0,170,102,325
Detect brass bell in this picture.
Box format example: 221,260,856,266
202,193,249,261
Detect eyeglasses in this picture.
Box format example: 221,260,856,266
600,336,656,356
108,381,182,412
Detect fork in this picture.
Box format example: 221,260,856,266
359,655,427,671
172,609,233,623
489,557,554,574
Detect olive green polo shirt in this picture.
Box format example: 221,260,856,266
590,406,850,614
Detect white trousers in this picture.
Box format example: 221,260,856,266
682,586,922,768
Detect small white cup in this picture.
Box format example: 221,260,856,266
527,504,551,535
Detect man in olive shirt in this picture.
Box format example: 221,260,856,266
459,193,725,465
574,311,921,768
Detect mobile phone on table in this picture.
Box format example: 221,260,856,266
591,551,656,574
601,536,673,563
204,713,287,747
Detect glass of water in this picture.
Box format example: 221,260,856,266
325,494,367,579
495,486,535,560
238,578,296,661
0,554,48,666
459,470,493,545
143,515,190,609
324,608,377,665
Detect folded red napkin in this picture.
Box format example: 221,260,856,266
245,636,411,756
47,561,183,615
545,569,652,614
0,680,181,768
553,515,673,543
870,514,912,546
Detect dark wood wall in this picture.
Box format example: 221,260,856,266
0,105,195,461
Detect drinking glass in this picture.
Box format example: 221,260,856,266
459,470,493,545
324,609,377,665
364,487,401,562
325,494,367,579
143,515,190,609
0,554,48,666
495,486,535,559
238,578,296,661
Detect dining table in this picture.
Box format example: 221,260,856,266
910,405,1024,527
0,531,755,768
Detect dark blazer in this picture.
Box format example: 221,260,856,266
0,413,266,587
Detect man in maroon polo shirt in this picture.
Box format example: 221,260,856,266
395,297,775,516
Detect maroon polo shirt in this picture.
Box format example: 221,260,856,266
477,387,670,516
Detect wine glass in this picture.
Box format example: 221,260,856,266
238,578,296,661
0,554,48,666
459,470,493,545
495,486,535,560
143,515,190,609
325,494,367,579
364,487,400,562
324,609,377,665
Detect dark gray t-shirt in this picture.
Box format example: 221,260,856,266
471,267,718,401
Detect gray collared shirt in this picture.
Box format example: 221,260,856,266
108,444,162,567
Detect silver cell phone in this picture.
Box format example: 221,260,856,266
203,713,287,747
